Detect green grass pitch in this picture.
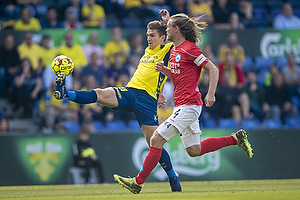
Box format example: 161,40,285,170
0,179,299,200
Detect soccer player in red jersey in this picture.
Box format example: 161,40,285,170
114,9,253,194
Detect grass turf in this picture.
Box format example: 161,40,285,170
0,179,299,200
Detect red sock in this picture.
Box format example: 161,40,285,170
135,146,162,185
200,136,237,156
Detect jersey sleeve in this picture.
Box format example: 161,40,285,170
190,45,209,67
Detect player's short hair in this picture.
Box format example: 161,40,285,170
147,20,167,38
170,13,207,44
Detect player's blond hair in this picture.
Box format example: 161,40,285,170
169,13,207,44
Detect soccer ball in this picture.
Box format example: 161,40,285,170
51,55,74,76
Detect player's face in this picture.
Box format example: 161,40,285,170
166,19,176,42
147,29,164,49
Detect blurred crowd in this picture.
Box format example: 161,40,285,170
0,0,299,30
0,0,300,134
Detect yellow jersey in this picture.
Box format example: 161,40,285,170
104,40,130,64
41,47,58,67
18,43,42,70
127,42,173,99
14,18,41,31
81,4,106,27
218,44,245,64
59,44,88,68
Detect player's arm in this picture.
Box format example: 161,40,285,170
155,61,172,77
157,84,167,108
202,60,219,107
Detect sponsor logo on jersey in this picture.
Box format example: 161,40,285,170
175,54,181,62
170,62,180,74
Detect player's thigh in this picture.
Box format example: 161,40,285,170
141,125,157,146
94,87,118,108
156,121,179,143
181,119,201,153
169,105,201,132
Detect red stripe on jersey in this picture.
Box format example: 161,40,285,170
169,40,209,107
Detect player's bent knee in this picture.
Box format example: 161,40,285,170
187,150,199,157
186,146,201,157
150,131,166,148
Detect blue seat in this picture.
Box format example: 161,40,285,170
0,67,6,97
241,118,261,129
243,55,254,73
285,117,300,128
254,56,274,71
263,119,283,129
294,7,300,18
203,119,217,129
291,96,300,108
256,69,269,85
128,120,140,131
63,121,81,133
253,7,268,20
218,118,238,129
106,120,127,132
93,120,104,132
271,7,282,18
276,57,288,70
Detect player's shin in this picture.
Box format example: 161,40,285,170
159,148,176,178
200,136,237,156
68,90,98,104
135,146,162,185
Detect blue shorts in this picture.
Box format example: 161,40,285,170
113,87,158,126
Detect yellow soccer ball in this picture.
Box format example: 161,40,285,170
51,55,74,76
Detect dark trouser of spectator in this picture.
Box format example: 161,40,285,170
266,105,299,122
84,158,105,183
250,102,265,121
10,85,35,117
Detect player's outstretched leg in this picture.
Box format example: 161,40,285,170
54,72,68,100
113,174,144,194
231,129,253,158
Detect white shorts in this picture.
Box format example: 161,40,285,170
157,105,202,148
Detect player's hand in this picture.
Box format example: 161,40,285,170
159,9,170,23
155,61,164,72
157,93,167,108
204,93,215,107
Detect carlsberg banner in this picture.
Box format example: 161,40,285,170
260,31,300,60
206,29,300,62
0,130,300,186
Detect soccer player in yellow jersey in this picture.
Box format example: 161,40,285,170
54,20,181,192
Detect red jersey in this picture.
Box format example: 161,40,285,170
169,40,209,107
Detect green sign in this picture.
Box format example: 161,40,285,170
15,136,73,184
